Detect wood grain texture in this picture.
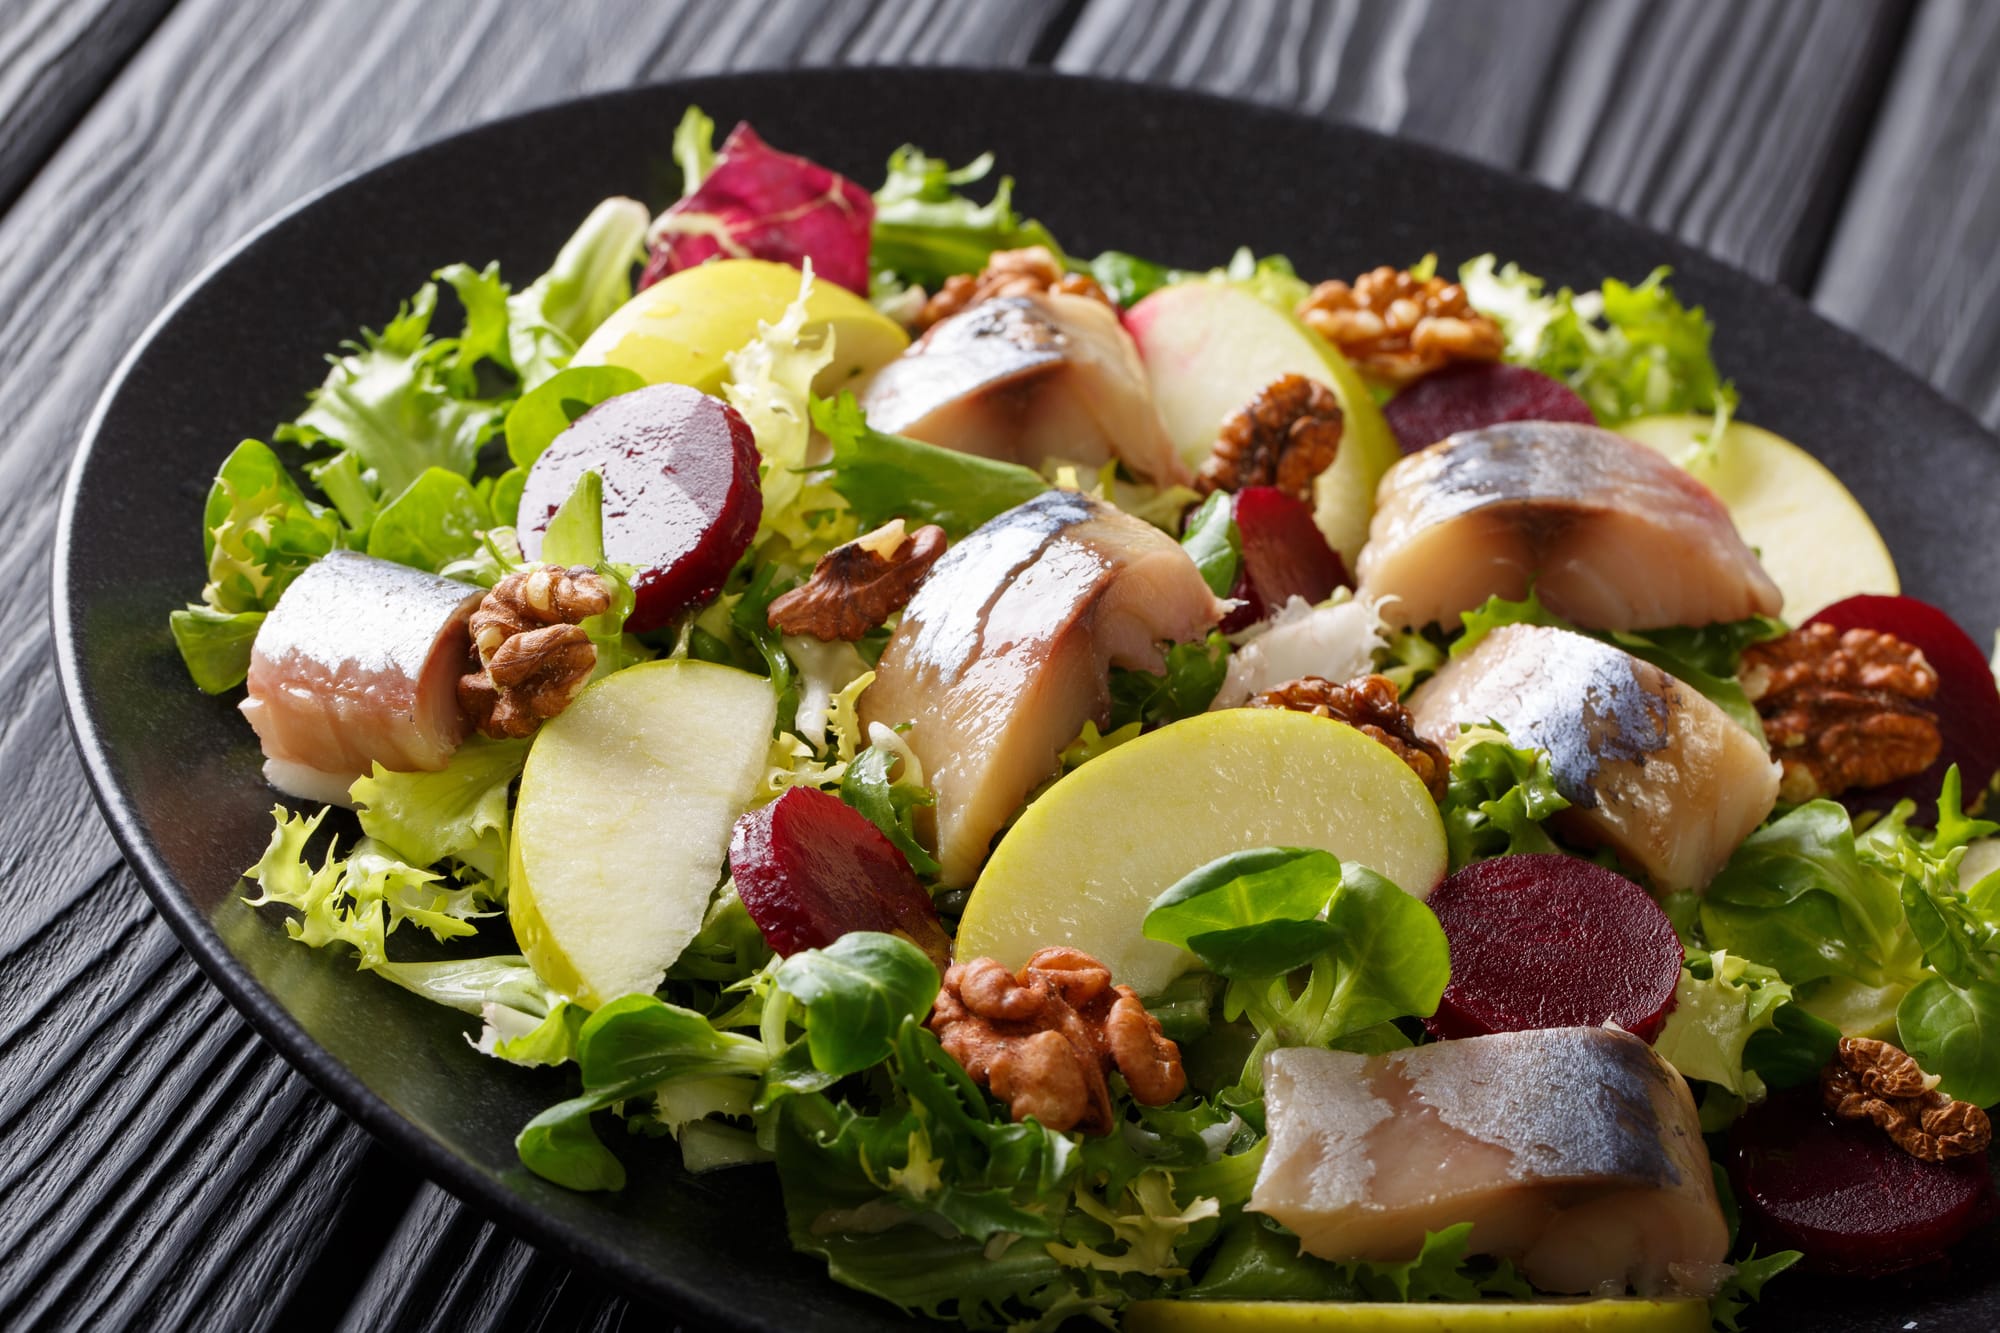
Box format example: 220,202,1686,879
0,1,1068,1327
1814,0,2000,429
1054,0,1910,289
0,0,178,210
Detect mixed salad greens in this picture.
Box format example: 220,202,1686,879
171,108,2000,1331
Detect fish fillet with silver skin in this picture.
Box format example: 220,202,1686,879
1253,1027,1730,1298
1358,422,1782,632
859,292,1191,487
241,550,483,804
1409,623,1779,892
859,490,1226,886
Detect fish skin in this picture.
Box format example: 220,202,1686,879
860,292,1190,487
1409,624,1778,891
860,491,1224,886
241,550,482,794
1254,1027,1728,1297
1358,422,1782,631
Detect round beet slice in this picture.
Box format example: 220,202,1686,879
1806,595,2000,817
1220,485,1351,632
518,383,762,634
730,786,950,970
1730,1087,1996,1276
1383,362,1596,454
1424,854,1683,1042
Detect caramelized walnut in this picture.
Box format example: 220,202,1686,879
929,947,1185,1135
915,246,1114,330
1248,674,1448,801
458,566,612,739
1297,265,1502,387
1739,623,1941,801
1821,1037,1990,1163
1196,373,1344,500
767,520,948,641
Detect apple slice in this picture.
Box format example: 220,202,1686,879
1124,282,1400,569
570,257,908,397
508,659,776,1008
1618,413,1897,620
954,707,1448,996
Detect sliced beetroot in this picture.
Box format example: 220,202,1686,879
1384,362,1596,454
1220,485,1351,632
517,383,761,634
1730,1087,1996,1276
640,122,874,295
1806,595,2000,817
1423,854,1683,1042
730,787,951,970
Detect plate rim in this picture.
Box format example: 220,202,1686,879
48,64,2000,1322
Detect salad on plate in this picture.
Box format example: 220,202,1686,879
168,107,2000,1331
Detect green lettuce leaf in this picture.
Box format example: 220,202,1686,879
365,466,488,573
168,606,266,694
672,105,717,194
1653,950,1804,1101
349,735,530,879
870,146,1062,291
1108,633,1231,731
840,743,939,876
1438,731,1572,869
773,933,941,1078
812,392,1048,537
502,363,646,469
504,196,649,387
1179,491,1240,598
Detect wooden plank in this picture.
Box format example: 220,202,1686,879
1054,0,1909,289
1814,0,2000,429
0,0,179,210
0,0,1075,1326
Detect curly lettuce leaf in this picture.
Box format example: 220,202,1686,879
1108,633,1231,731
841,740,939,876
349,735,529,879
725,265,841,548
506,196,648,387
1459,255,1736,430
869,145,1061,293
1438,730,1572,869
1653,951,1799,1101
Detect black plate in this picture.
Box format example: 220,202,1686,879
52,69,2000,1330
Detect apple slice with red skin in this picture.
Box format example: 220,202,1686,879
1423,854,1684,1042
1805,594,2000,817
731,786,951,970
517,383,762,634
1730,1087,1996,1276
1383,362,1596,454
1218,485,1351,632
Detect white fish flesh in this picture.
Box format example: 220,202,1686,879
1409,624,1779,892
241,550,482,800
859,491,1225,886
860,292,1190,487
1358,423,1782,631
1253,1026,1729,1297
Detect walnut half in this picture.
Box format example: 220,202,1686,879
1247,674,1448,801
458,565,611,739
1196,373,1343,500
929,947,1185,1135
767,520,947,641
1821,1037,1991,1162
915,246,1114,330
1297,265,1502,387
1739,623,1941,801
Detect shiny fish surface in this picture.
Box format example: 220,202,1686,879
1253,1027,1729,1297
1358,422,1782,631
860,293,1189,486
242,550,482,801
860,491,1224,886
1410,624,1778,891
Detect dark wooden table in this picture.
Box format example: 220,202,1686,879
7,0,1998,1327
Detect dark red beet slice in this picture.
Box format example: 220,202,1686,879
1384,362,1596,454
1806,595,2000,818
517,383,761,634
1424,854,1683,1042
730,787,951,970
1219,485,1351,632
1730,1087,1996,1276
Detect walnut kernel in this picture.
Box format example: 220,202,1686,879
915,247,1113,330
1196,373,1344,499
1248,674,1448,801
1739,623,1941,801
1296,265,1502,386
929,947,1185,1135
459,566,611,739
767,520,948,641
1821,1037,1990,1163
